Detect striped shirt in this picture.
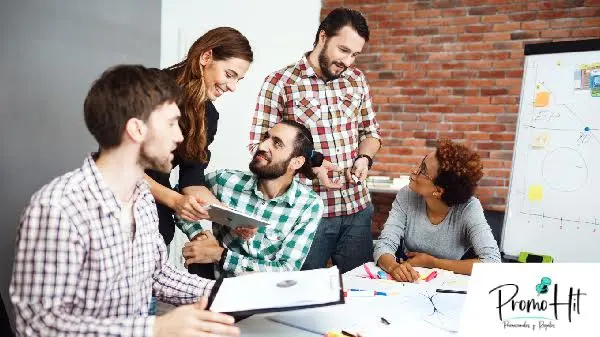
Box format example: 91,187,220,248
179,169,324,276
249,53,381,217
10,155,214,337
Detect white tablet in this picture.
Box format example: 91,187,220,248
207,204,270,229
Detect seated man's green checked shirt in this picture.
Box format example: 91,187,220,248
178,169,324,276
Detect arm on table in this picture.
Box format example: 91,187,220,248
152,227,214,305
374,190,418,282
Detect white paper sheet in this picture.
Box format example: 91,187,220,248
267,275,467,336
209,267,341,313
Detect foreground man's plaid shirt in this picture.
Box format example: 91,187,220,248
179,169,324,277
10,155,214,336
249,53,382,218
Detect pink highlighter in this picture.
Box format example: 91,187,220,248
424,271,438,282
363,264,376,279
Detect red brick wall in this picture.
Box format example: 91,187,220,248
320,0,600,234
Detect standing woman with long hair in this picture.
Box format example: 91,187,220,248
146,27,253,245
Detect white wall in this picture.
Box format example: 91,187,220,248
161,0,322,172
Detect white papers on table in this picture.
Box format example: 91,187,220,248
209,266,341,314
267,287,466,336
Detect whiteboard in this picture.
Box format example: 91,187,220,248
501,39,600,262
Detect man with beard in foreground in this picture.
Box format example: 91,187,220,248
249,8,382,273
10,65,239,336
180,120,324,278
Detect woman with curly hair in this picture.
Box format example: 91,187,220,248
145,27,253,245
374,139,500,282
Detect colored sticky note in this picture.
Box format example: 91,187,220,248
528,185,543,201
535,91,550,107
532,133,550,149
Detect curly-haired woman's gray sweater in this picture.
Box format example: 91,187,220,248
374,186,501,263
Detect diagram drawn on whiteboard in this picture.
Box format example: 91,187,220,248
542,146,588,192
506,55,600,245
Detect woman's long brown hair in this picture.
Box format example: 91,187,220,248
167,27,253,162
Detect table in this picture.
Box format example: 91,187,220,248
238,264,469,336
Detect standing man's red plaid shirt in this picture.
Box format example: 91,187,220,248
249,53,381,218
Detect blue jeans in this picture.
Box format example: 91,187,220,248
302,203,374,273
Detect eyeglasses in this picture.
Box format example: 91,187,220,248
415,156,433,181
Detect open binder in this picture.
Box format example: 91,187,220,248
207,266,344,316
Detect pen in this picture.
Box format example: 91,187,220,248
436,289,467,294
345,288,387,293
344,290,394,297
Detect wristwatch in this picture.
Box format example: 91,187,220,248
354,154,373,169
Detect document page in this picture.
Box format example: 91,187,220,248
209,266,342,313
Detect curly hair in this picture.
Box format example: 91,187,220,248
433,139,484,206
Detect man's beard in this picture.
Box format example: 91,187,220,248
249,151,291,180
318,42,347,81
139,143,173,174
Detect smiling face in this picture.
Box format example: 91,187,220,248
200,53,250,101
249,123,304,180
138,101,183,173
408,150,441,198
317,25,365,80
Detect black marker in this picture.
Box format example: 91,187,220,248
380,316,391,325
436,289,467,294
